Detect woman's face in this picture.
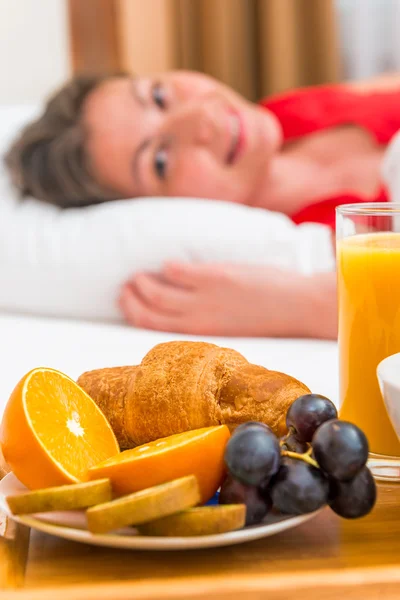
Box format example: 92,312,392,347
83,71,282,204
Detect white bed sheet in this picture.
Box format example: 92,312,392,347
0,313,339,419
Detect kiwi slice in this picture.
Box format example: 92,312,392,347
87,475,200,534
7,479,112,515
138,504,246,537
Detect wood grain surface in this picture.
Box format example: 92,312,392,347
0,453,30,592
0,481,399,599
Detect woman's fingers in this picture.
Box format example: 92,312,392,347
119,284,184,332
134,273,193,313
119,283,214,335
118,262,250,335
163,262,226,288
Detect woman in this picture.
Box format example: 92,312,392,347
6,71,400,339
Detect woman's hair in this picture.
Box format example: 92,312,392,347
5,74,121,208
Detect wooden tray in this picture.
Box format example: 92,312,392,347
1,458,400,600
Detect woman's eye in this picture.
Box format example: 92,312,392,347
154,147,168,180
152,83,167,109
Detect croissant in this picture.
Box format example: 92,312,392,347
77,341,310,448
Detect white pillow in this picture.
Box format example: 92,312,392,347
0,105,334,322
0,105,40,154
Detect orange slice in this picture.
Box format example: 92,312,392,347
88,426,230,503
0,368,120,490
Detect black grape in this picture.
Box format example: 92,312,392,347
329,466,377,518
219,476,271,526
234,421,272,435
270,457,329,515
312,420,368,481
224,426,280,487
286,394,338,442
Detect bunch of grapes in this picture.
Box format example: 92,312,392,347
219,394,377,526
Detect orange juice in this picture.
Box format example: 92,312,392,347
338,232,400,456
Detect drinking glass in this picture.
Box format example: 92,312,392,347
337,203,400,481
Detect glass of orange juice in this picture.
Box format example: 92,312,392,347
337,204,400,481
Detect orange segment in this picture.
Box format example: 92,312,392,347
0,368,120,490
88,426,230,503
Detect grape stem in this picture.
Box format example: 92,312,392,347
281,450,319,469
279,428,295,447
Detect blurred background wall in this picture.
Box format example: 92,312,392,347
2,0,400,105
0,0,70,104
338,0,400,80
69,0,340,100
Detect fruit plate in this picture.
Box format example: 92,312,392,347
0,473,320,551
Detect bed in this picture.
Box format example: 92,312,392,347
0,312,338,418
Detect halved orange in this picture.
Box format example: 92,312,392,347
88,426,230,503
0,368,120,490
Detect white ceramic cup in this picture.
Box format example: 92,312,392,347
377,353,400,441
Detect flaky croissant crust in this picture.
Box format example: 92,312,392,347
78,341,310,447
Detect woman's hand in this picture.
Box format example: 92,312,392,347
119,263,337,339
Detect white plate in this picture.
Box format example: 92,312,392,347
0,473,320,551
